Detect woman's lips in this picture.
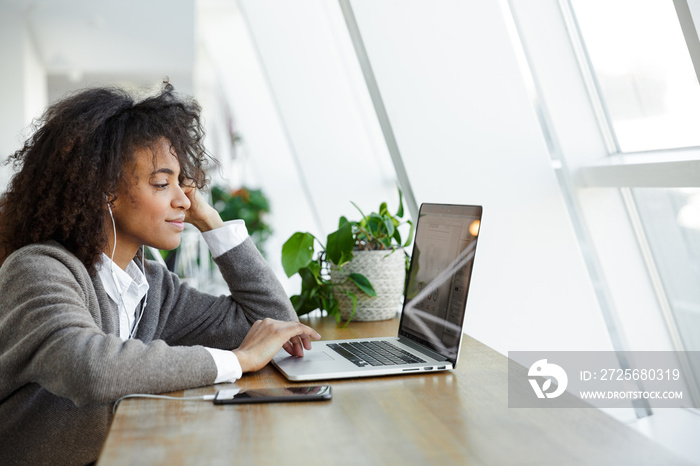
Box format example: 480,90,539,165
167,219,186,231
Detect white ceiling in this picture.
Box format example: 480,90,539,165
6,0,196,99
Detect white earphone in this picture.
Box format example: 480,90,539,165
106,195,147,339
106,196,122,294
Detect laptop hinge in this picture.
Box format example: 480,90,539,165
397,336,450,362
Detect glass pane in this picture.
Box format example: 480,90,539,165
633,187,700,351
571,0,700,152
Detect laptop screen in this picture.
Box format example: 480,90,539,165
398,203,482,365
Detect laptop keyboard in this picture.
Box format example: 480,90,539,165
327,341,426,367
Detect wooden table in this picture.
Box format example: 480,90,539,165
98,315,690,465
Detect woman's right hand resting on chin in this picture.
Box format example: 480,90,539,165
232,318,321,373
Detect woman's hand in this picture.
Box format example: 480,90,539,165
182,183,224,232
233,318,322,373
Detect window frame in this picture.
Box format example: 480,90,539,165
506,0,700,410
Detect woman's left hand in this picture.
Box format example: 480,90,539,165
182,183,224,232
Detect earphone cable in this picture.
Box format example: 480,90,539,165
107,200,133,336
112,393,215,415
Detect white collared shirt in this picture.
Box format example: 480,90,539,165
97,220,249,383
96,256,150,340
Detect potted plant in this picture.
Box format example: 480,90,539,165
211,186,272,256
281,191,414,324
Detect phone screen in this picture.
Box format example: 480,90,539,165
213,385,332,404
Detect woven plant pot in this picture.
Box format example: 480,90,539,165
330,249,406,321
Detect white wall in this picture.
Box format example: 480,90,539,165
203,0,401,291
195,0,319,287
0,7,47,192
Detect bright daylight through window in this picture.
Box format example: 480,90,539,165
568,0,700,416
633,187,700,352
571,0,700,152
569,0,700,355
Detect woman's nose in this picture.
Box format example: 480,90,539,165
174,184,192,210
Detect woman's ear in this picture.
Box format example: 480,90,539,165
104,193,118,205
104,194,118,216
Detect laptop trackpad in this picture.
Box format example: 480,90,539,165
285,351,335,363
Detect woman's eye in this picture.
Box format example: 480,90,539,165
154,183,169,190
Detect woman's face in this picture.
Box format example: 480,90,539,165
108,138,190,267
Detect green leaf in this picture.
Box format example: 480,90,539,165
392,226,402,246
291,284,320,315
281,232,315,277
326,221,354,265
396,189,404,218
383,216,395,238
291,263,325,316
321,293,339,315
343,290,358,326
381,237,393,249
402,220,415,248
367,213,384,236
348,273,377,297
379,202,389,216
351,201,368,222
299,263,321,287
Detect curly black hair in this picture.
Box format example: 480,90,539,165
0,82,214,273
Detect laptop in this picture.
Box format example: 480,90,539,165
272,203,482,381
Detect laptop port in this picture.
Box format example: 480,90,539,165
423,367,433,370
437,366,446,370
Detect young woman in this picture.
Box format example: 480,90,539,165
0,83,319,465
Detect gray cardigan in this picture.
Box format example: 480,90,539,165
0,239,297,465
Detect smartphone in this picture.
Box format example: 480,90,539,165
213,385,332,405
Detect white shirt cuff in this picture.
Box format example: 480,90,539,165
205,347,243,383
201,219,249,258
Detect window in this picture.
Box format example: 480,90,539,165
571,0,700,152
633,187,700,351
560,0,700,412
564,0,700,359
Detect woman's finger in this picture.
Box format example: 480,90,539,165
282,340,294,355
289,336,304,357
